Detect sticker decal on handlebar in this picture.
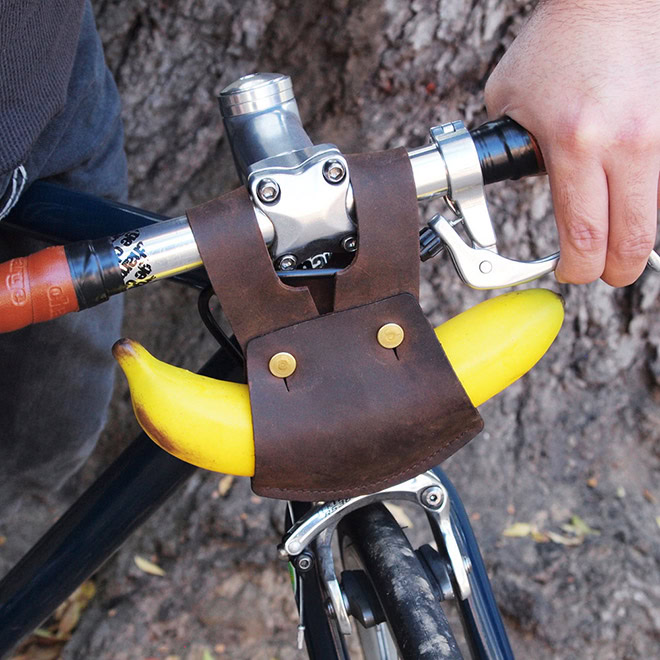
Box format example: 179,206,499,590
113,230,157,289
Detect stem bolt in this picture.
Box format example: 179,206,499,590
277,254,298,271
257,177,280,204
323,159,346,184
342,235,358,253
421,485,445,510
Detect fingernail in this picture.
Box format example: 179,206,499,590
554,270,567,284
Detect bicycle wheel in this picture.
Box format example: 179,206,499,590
337,503,462,660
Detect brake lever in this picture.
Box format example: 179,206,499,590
429,120,558,288
430,119,660,288
429,214,559,289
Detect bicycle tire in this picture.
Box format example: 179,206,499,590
337,503,462,660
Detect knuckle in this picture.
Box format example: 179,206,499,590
556,109,660,157
612,114,660,153
563,219,607,255
611,230,655,264
556,112,602,155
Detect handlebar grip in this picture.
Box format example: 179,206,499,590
0,246,79,333
471,117,545,185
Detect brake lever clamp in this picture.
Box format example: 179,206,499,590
429,120,560,289
431,121,497,251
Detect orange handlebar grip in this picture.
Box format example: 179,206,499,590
0,245,79,333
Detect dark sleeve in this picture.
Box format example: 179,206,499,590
0,0,86,176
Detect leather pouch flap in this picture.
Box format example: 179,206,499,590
248,292,483,500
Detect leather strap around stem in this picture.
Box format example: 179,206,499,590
335,148,420,310
186,147,421,347
186,187,318,351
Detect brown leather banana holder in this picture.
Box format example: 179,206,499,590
187,148,483,501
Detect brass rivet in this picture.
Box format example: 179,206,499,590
377,323,404,349
269,352,297,378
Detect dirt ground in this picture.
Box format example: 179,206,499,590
2,1,659,658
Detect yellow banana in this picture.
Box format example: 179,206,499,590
435,288,564,407
112,339,255,476
113,288,564,476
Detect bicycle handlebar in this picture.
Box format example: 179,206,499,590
0,118,543,334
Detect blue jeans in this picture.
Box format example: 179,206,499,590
0,1,127,497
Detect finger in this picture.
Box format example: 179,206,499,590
547,153,609,284
601,163,658,287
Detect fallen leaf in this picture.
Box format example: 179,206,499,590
643,489,655,503
386,503,414,529
656,516,660,529
506,504,515,516
53,580,96,637
14,645,61,660
616,486,626,498
134,555,166,576
531,530,550,543
586,477,598,488
218,475,234,497
546,531,584,546
57,601,81,637
32,628,60,641
502,522,533,538
566,515,600,537
0,535,6,546
202,650,215,660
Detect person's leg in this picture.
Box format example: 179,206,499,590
0,0,127,503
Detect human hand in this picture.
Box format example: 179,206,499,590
485,0,660,286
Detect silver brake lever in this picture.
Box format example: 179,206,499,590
430,120,660,287
431,121,559,289
430,214,559,289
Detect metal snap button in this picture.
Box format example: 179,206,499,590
377,323,404,349
269,352,297,378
